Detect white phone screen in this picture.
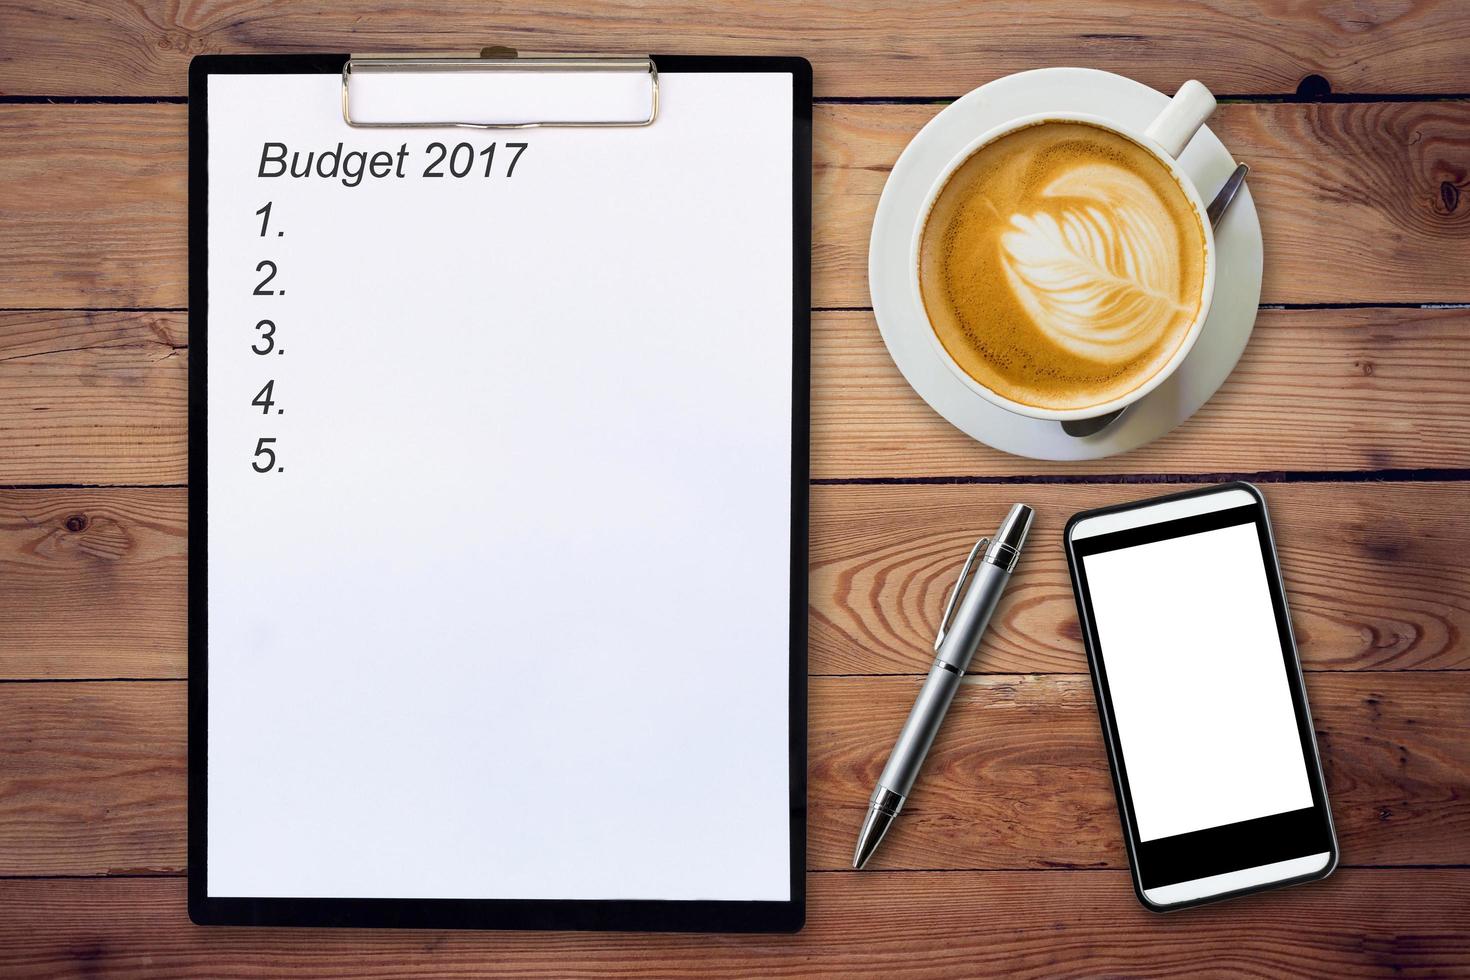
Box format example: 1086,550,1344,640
1081,520,1314,842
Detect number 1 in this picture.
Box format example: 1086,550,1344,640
256,201,273,237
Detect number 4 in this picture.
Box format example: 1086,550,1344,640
252,380,277,414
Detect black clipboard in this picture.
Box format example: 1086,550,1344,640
188,51,811,933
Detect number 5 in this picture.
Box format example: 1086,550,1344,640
252,437,277,473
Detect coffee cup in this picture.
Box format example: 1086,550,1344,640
911,81,1218,423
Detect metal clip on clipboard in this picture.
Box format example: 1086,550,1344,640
342,46,659,129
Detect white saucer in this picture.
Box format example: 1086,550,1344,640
869,67,1264,461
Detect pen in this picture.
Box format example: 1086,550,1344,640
853,503,1035,869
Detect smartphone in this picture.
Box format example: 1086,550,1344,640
1064,483,1337,911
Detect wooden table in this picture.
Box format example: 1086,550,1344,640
1,3,1468,976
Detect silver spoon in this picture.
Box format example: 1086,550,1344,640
1060,162,1250,439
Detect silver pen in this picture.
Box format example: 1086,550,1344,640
853,503,1034,869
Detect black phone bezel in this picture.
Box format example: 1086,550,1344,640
1063,482,1338,912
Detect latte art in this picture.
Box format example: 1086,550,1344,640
1000,164,1186,363
919,121,1208,412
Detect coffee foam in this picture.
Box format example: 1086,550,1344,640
919,121,1207,412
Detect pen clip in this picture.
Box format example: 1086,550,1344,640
935,537,988,652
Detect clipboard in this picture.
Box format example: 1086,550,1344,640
188,50,810,932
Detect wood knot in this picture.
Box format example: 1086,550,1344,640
1360,536,1404,563
64,513,89,533
1440,180,1461,214
1296,74,1331,99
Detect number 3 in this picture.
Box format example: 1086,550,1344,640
252,319,276,355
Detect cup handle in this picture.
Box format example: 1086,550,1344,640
1144,80,1216,159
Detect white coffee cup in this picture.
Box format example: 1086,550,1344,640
910,80,1219,422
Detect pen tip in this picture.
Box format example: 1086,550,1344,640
852,806,895,871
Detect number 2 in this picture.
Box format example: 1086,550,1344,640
423,142,446,178
253,260,278,295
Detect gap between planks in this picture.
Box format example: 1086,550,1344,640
5,303,1470,313
3,664,1470,684
5,865,1470,882
3,94,1470,106
6,470,1469,492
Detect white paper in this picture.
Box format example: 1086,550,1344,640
1082,522,1313,842
206,71,794,901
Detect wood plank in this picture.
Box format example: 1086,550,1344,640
0,488,185,680
0,872,1464,977
4,307,1469,485
0,107,186,309
811,307,1470,478
815,101,1470,308
4,0,1470,98
4,102,1469,310
2,674,1464,877
0,312,187,486
809,673,1470,872
0,684,182,877
810,482,1470,674
1,481,1464,680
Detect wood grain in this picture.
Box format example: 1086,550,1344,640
810,481,1470,675
3,102,1469,310
811,307,1470,479
0,872,1465,977
814,101,1470,308
4,0,1470,99
0,108,186,309
0,683,182,877
2,481,1465,681
1,674,1464,878
0,312,186,486
0,488,185,680
809,673,1470,872
4,307,1470,485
